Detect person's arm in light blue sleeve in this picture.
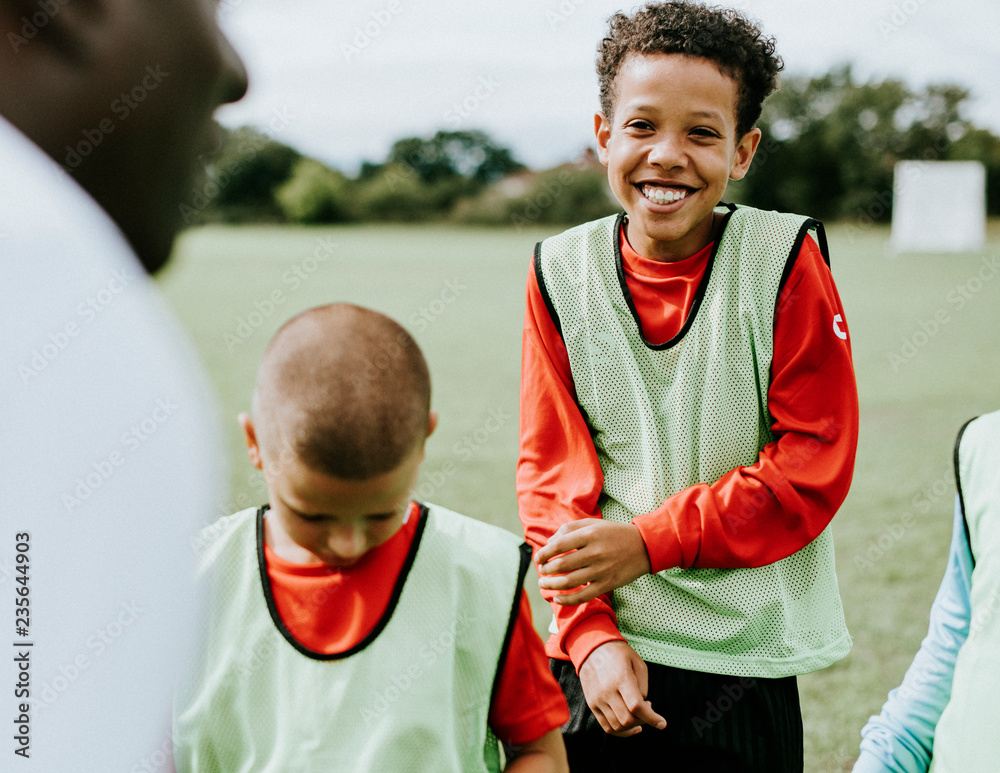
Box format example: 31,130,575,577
852,495,973,773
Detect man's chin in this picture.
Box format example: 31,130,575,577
123,223,177,276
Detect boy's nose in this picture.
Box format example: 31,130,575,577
328,526,368,560
647,134,685,168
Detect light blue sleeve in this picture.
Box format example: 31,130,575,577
852,496,973,773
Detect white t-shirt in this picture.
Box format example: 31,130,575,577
0,116,225,770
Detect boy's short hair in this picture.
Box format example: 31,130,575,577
252,304,431,480
596,0,783,138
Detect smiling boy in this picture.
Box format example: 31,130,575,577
517,2,859,770
175,304,568,772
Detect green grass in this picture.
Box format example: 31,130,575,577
158,220,1000,771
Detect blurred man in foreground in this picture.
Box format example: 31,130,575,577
0,1,246,767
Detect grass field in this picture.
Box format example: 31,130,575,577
158,219,1000,771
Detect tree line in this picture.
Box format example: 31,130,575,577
183,66,1000,229
730,65,1000,222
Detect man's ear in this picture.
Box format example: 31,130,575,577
238,413,264,471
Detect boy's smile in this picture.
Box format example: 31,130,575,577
595,53,761,262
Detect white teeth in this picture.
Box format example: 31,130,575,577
642,185,688,204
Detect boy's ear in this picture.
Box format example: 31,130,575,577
729,127,762,181
594,112,612,166
238,413,264,471
415,411,438,463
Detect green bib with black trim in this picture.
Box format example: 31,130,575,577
174,503,529,773
930,410,1000,772
535,205,851,677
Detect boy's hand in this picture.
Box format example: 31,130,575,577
535,520,651,604
579,641,666,736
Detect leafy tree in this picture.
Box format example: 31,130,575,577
732,66,994,220
355,162,433,222
385,130,524,186
187,126,301,222
509,167,619,228
275,159,356,224
454,165,619,228
357,130,525,218
949,127,1000,215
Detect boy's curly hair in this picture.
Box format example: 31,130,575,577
597,1,783,138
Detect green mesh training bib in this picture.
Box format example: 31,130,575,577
174,503,529,772
930,410,1000,772
535,205,851,677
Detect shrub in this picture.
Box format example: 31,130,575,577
275,159,356,224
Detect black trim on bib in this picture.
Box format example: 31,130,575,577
533,242,563,338
490,541,534,708
615,205,736,351
953,416,979,566
774,218,830,318
255,502,429,660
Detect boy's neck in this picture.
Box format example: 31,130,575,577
624,210,724,263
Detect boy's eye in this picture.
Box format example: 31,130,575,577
691,127,721,138
367,512,397,523
625,119,654,131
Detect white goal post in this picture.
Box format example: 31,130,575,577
890,160,986,253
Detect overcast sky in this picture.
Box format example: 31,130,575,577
215,0,1000,172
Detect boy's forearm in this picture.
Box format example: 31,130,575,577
632,238,859,572
518,266,624,664
503,729,568,773
631,434,853,572
517,264,606,548
537,519,652,605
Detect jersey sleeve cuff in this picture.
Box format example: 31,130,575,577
562,613,625,672
493,704,571,747
632,510,685,573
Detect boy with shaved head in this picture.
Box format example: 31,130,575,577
174,304,569,773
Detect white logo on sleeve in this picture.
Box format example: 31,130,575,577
833,314,848,340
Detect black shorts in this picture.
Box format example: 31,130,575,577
550,657,803,773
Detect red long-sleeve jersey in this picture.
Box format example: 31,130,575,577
517,224,859,671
